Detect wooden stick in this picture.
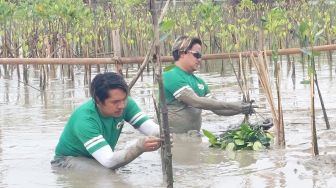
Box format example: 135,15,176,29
150,0,173,187
314,70,330,129
128,40,155,90
1,44,336,65
310,62,319,156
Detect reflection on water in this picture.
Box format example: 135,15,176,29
1,58,336,188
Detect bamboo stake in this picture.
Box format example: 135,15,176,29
239,53,250,122
1,44,336,65
310,60,319,156
150,0,173,187
272,56,285,147
313,70,330,130
112,29,123,75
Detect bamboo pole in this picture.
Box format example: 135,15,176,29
273,58,285,147
112,29,123,75
1,44,336,65
313,70,330,130
150,0,173,187
310,61,319,156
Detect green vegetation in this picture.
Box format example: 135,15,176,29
1,0,335,88
202,123,273,151
0,0,335,58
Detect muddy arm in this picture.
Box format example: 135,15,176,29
92,138,146,169
176,89,245,113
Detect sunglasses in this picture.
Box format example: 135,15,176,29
188,50,202,59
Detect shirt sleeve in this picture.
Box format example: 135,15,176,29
124,97,149,128
163,73,191,99
73,117,109,154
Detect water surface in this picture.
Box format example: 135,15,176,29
1,59,336,188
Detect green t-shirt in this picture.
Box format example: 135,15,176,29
163,66,210,104
55,97,149,157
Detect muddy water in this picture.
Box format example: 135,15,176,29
1,59,336,188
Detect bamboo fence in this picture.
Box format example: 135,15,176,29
1,44,336,65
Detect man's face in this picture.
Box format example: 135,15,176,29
183,43,202,72
96,88,128,117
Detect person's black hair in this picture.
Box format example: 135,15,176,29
90,72,129,104
172,37,202,61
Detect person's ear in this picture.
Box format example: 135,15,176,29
95,97,103,105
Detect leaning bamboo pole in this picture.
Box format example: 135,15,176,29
314,70,330,130
1,44,336,65
128,40,155,90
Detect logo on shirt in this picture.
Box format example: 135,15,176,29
198,84,205,90
116,120,125,130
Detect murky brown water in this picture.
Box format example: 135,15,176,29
1,58,336,188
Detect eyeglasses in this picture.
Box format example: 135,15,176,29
188,50,202,59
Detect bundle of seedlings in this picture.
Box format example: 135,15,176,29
203,119,274,151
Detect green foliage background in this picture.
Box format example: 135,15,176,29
0,0,335,58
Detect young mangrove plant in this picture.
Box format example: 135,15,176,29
203,122,273,151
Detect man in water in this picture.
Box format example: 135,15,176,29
52,72,161,170
163,35,255,134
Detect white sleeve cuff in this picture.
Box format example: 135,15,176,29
137,119,160,136
91,145,118,168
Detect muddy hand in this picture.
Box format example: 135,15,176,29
143,136,161,152
241,100,258,115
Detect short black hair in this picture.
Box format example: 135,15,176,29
90,72,129,104
172,36,202,61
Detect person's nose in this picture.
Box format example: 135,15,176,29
117,100,126,109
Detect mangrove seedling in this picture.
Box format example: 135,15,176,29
203,121,273,151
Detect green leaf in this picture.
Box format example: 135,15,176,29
234,139,245,146
240,123,251,132
314,28,325,42
66,33,72,41
266,132,273,140
253,141,264,151
203,129,219,145
299,22,309,35
226,142,236,151
203,129,216,139
159,20,175,32
248,131,256,137
211,137,220,145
